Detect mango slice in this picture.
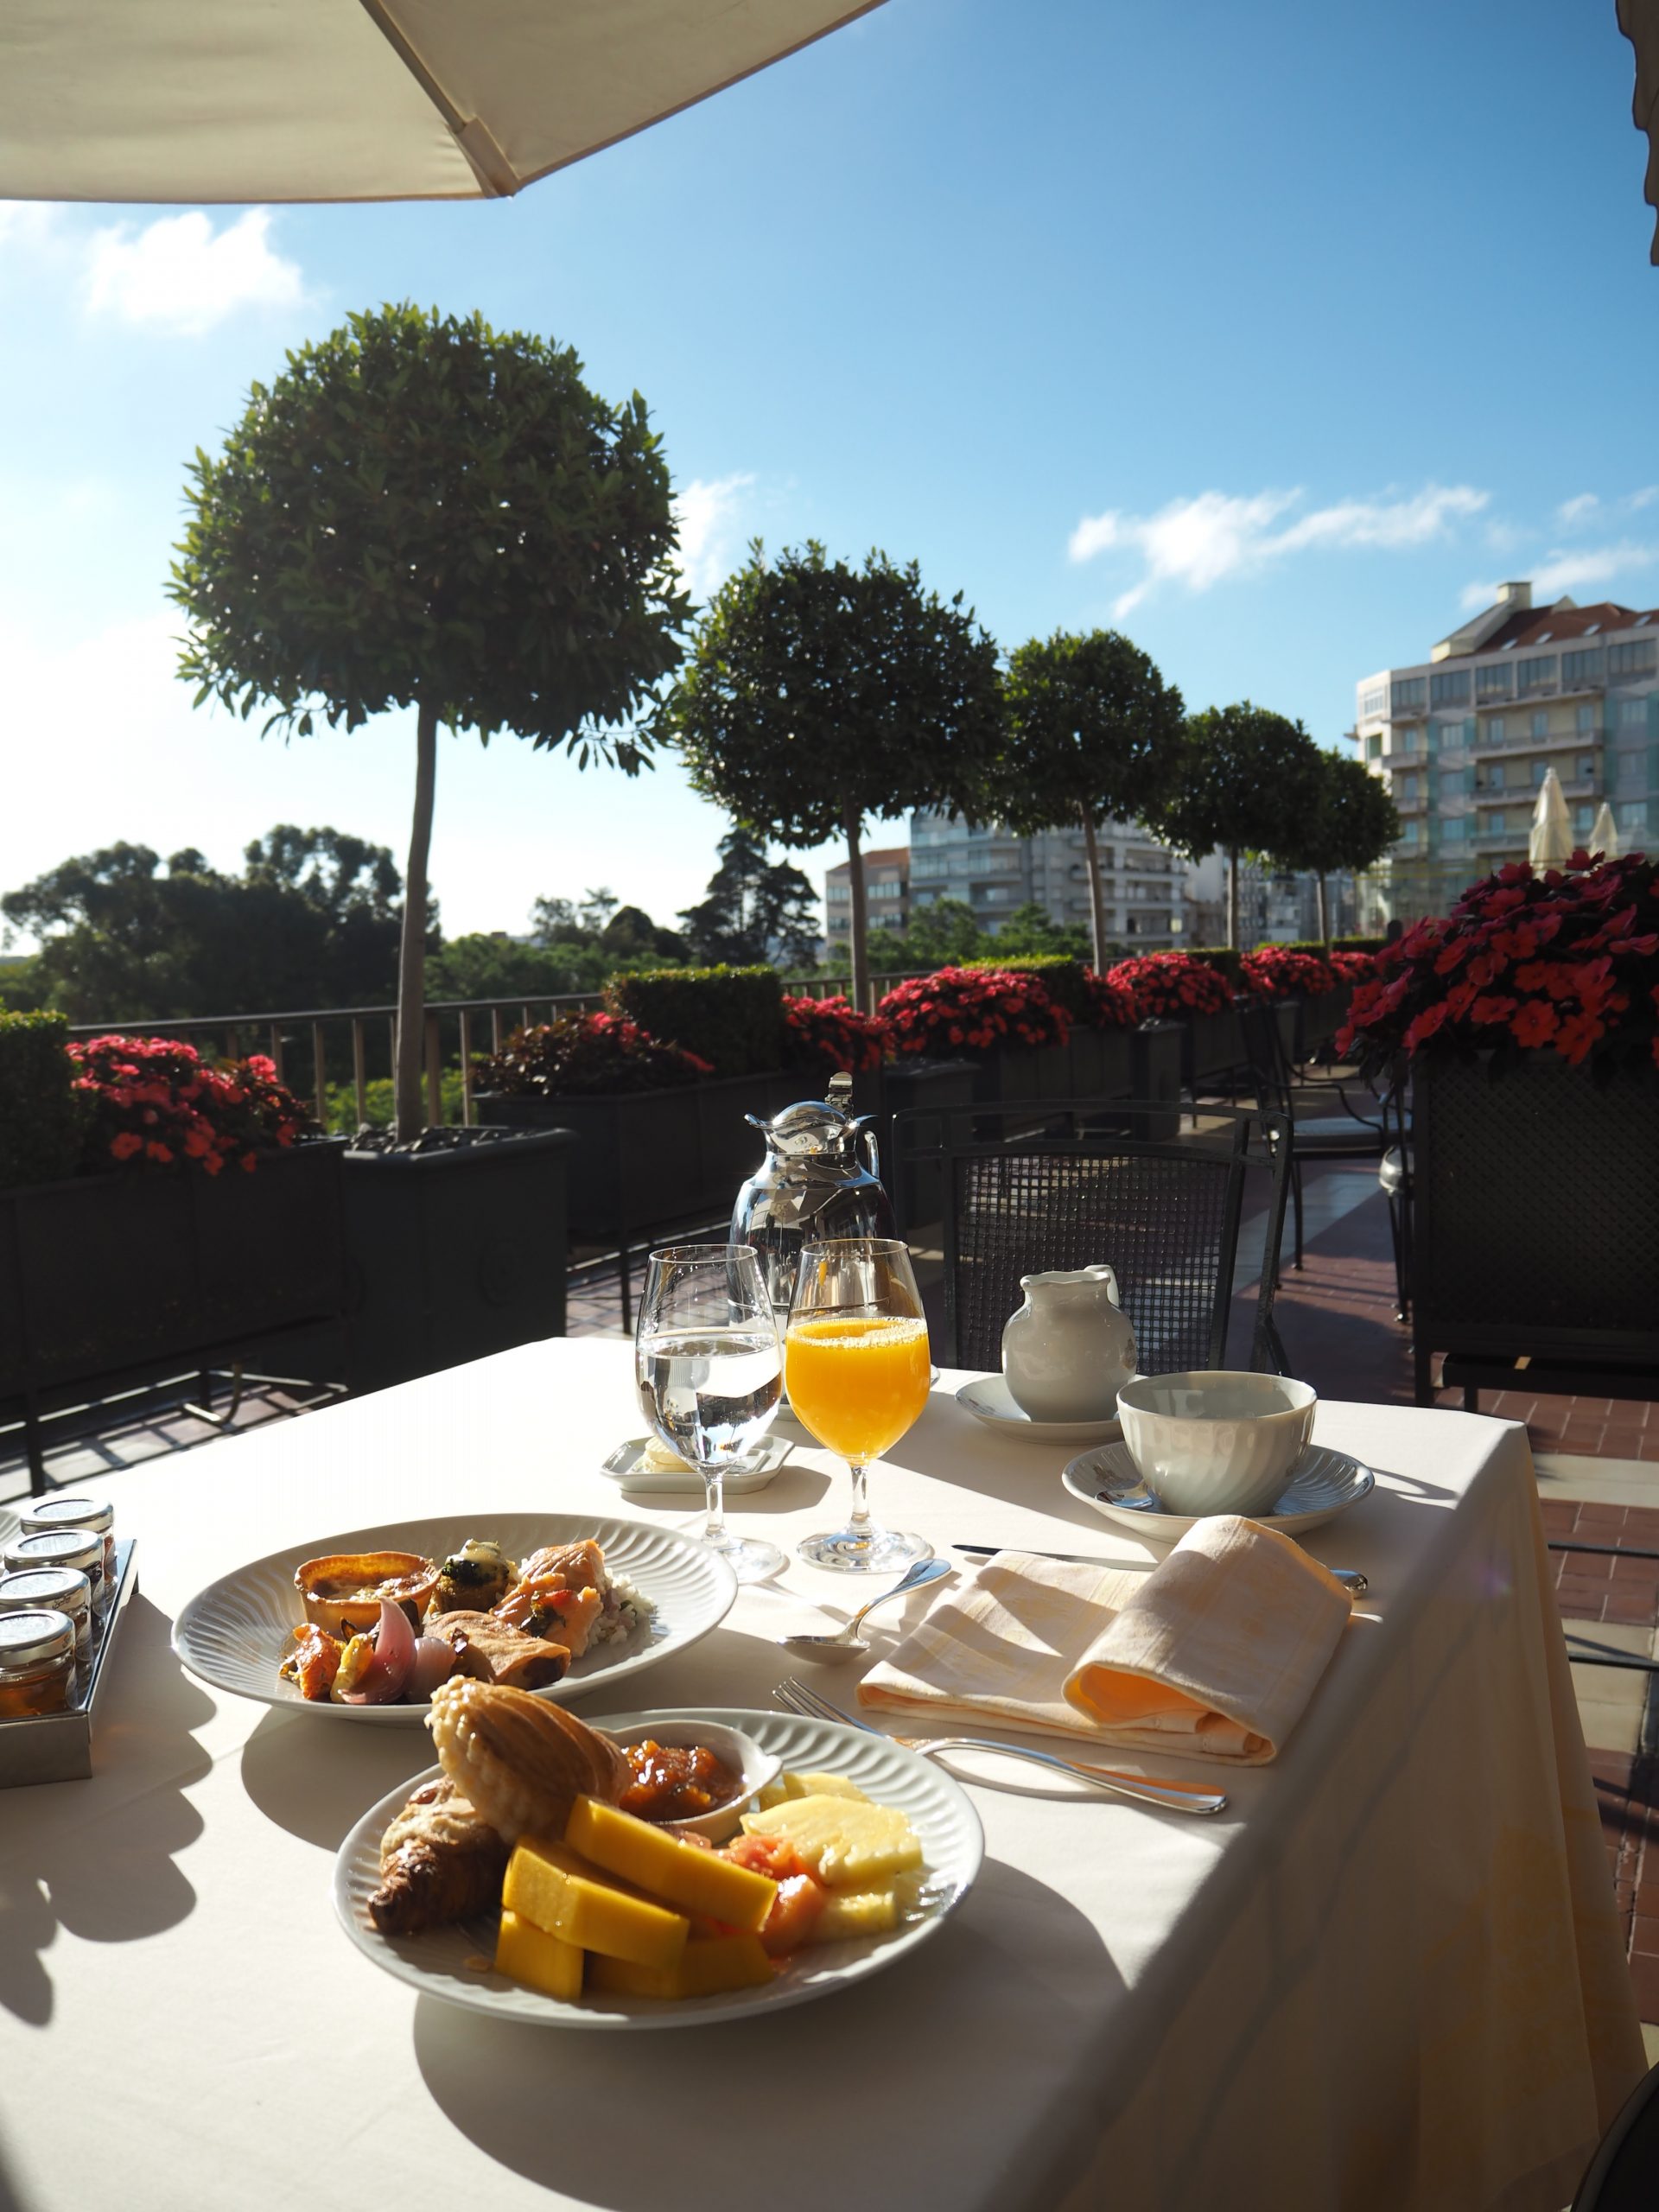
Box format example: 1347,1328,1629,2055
502,1835,688,1969
590,1932,775,1999
494,1908,584,1999
566,1796,778,1934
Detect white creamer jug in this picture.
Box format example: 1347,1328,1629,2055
1001,1264,1137,1422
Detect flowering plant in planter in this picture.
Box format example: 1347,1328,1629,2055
1079,971,1140,1029
1328,950,1376,983
1105,952,1234,1020
1239,947,1336,1000
476,1012,713,1097
1339,851,1659,1079
71,1035,312,1177
877,967,1071,1057
781,995,892,1076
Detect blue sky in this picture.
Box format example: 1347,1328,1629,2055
2,0,1654,947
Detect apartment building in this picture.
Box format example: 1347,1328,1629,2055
907,811,1187,948
1354,581,1659,921
823,846,909,949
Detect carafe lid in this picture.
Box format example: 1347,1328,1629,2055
756,1072,865,1159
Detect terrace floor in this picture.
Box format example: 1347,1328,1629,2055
4,1141,1656,2057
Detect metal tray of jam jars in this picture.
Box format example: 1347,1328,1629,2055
0,1539,138,1786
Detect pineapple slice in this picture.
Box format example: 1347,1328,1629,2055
740,1793,923,1888
782,1770,870,1802
812,1886,899,1942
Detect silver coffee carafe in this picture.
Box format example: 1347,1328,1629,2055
730,1072,897,1322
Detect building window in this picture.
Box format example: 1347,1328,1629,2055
1516,655,1557,692
1401,772,1419,800
1576,702,1596,734
1441,816,1467,842
1391,677,1427,715
1573,804,1595,832
1609,639,1658,678
1484,761,1507,791
1430,670,1471,707
1532,760,1548,785
1476,665,1513,702
1531,711,1548,738
1562,648,1605,689
1619,695,1649,728
1576,753,1596,780
1438,771,1462,803
1484,715,1506,746
1390,728,1417,756
1617,799,1649,832
1361,684,1388,719
1398,820,1419,846
1484,812,1506,835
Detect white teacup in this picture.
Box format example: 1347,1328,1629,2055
1116,1370,1318,1518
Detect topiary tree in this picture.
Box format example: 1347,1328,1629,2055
662,543,1006,1010
169,303,688,1139
1154,703,1325,948
995,629,1185,970
1273,752,1402,949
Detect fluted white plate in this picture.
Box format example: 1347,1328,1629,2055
955,1374,1123,1444
1062,1442,1376,1541
174,1512,736,1726
333,1705,982,2028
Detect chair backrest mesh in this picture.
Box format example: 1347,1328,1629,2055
950,1141,1240,1373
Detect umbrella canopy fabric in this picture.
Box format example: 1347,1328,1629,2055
1591,799,1620,861
1529,766,1573,868
0,0,884,202
1619,0,1659,262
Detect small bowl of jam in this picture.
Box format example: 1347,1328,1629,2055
607,1719,781,1842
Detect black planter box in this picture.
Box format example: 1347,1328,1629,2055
0,1138,348,1488
1128,1021,1184,1141
1180,1005,1246,1093
970,1045,1073,1109
854,1058,977,1233
1411,1053,1659,1394
474,1070,801,1243
1295,986,1353,1064
340,1125,576,1395
1070,1026,1135,1106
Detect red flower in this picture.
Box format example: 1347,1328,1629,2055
110,1132,143,1160
1510,1001,1559,1047
1404,1001,1452,1050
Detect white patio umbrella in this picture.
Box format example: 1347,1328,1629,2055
1591,799,1620,861
0,0,884,201
1529,766,1573,868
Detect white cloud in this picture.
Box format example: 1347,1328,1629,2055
1628,486,1659,511
1068,483,1487,619
1557,493,1599,525
672,471,756,603
1460,540,1659,610
83,207,304,337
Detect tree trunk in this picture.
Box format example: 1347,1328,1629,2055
395,700,439,1142
1315,869,1330,952
844,808,871,1014
1226,846,1241,951
1079,805,1109,972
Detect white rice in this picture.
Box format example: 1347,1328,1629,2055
589,1572,654,1648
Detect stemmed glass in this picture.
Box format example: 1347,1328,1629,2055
635,1244,786,1586
785,1236,932,1573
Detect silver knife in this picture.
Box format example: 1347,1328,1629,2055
952,1542,1368,1596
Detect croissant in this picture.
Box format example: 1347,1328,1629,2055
427,1677,630,1845
368,1776,508,1936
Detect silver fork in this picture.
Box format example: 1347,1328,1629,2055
774,1677,1228,1817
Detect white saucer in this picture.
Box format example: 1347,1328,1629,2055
955,1373,1123,1446
1063,1441,1376,1540
600,1434,793,1496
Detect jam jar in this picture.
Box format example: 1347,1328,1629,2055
20,1496,116,1589
0,1609,77,1717
3,1528,104,1607
0,1567,92,1652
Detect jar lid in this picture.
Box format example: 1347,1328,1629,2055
0,1608,76,1669
4,1529,100,1574
22,1496,113,1536
0,1567,90,1613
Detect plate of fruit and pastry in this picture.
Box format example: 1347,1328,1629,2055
334,1680,982,2026
172,1512,736,1726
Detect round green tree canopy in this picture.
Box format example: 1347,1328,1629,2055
170,302,688,759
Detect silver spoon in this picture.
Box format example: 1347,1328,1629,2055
775,1556,952,1661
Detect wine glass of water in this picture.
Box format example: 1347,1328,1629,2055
636,1244,786,1586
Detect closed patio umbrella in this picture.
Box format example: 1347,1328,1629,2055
1529,766,1573,868
1591,799,1620,861
0,0,884,202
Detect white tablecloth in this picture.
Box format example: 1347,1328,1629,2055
0,1339,1642,2212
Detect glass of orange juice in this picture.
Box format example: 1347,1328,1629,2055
786,1237,932,1573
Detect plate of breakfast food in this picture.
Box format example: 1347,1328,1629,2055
173,1512,736,1726
334,1681,982,2026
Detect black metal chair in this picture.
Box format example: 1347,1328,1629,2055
1236,995,1394,1274
1570,2062,1659,2209
892,1097,1293,1376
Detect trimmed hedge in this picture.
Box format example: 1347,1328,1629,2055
604,964,785,1077
964,953,1090,1019
0,1011,85,1192
1334,936,1386,953
1185,945,1245,988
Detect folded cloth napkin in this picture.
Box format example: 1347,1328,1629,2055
859,1516,1352,1764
